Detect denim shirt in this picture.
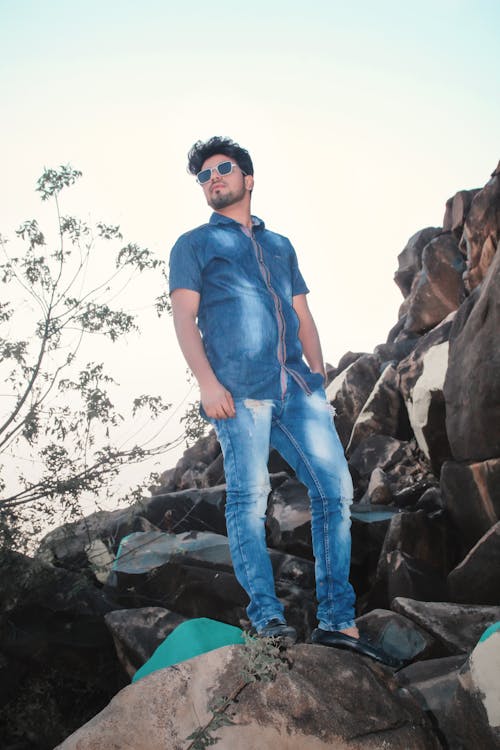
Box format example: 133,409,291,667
169,212,324,402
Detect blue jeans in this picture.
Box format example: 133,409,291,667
210,377,356,632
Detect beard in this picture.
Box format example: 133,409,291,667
207,182,246,210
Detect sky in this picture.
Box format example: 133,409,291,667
1,0,499,506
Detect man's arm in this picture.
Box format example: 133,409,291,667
170,288,236,419
292,294,326,384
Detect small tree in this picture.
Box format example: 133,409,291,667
0,165,194,551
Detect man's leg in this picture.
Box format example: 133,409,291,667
211,399,287,631
270,381,356,632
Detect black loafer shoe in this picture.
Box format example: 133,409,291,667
311,628,402,668
258,619,297,644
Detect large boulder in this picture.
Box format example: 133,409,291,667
447,521,500,605
443,623,500,749
391,598,500,655
394,226,442,297
397,317,453,473
440,457,500,554
444,241,500,462
56,643,442,750
326,354,380,447
403,233,466,334
461,161,500,291
443,187,480,240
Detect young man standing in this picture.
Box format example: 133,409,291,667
169,136,359,647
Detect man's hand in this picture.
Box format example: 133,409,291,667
201,381,236,419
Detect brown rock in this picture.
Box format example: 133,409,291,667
356,608,443,663
56,643,442,750
443,188,480,240
461,161,500,291
447,521,500,605
326,353,380,447
397,318,453,473
347,364,404,454
394,226,442,298
392,598,500,655
403,234,466,334
440,457,500,553
104,608,186,678
443,625,500,750
444,243,500,462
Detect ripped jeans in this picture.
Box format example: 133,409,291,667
209,377,356,632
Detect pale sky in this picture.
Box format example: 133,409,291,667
1,0,499,501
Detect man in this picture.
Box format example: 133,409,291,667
169,136,359,648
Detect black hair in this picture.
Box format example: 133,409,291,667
187,136,254,176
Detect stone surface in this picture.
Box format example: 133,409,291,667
444,624,500,750
326,353,381,447
394,226,442,298
443,188,480,240
356,608,443,664
447,522,500,605
104,608,186,678
440,457,500,553
461,161,500,291
347,364,406,455
56,643,442,750
365,467,393,505
392,598,500,655
403,233,466,334
397,317,453,472
348,435,408,479
384,551,448,605
444,240,500,462
395,654,466,737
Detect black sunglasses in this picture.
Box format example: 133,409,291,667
196,160,246,185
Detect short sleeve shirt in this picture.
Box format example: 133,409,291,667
169,212,324,400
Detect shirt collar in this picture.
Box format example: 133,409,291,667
209,212,265,230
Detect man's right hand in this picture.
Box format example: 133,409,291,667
200,381,236,420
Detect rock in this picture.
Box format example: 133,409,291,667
377,510,457,584
440,457,500,553
153,430,222,493
394,226,442,298
403,233,466,334
350,505,399,603
365,467,393,505
397,317,453,472
356,608,444,664
56,643,442,750
444,623,500,750
395,654,467,735
443,188,480,240
347,364,407,455
447,522,500,605
384,551,448,604
349,435,408,479
104,608,186,678
392,598,500,655
444,241,500,462
327,350,364,382
461,161,500,291
326,353,381,447
415,486,444,513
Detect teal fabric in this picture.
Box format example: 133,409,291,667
479,621,500,643
132,617,245,683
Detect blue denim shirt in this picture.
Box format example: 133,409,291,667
169,212,324,401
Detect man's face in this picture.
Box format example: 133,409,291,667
199,153,251,210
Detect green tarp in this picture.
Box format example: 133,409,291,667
132,617,245,683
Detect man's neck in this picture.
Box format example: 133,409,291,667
215,204,253,229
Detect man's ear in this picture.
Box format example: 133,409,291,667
245,174,254,192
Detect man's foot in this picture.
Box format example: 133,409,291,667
258,619,297,644
311,628,402,668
